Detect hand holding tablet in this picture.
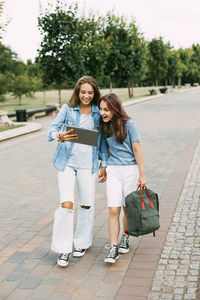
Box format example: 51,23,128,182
58,128,78,143
66,126,98,146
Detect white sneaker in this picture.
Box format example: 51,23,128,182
73,248,86,257
57,253,71,267
118,234,129,254
104,245,119,264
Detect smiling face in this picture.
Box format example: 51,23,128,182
99,100,114,122
79,83,94,106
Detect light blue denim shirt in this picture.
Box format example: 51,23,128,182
47,103,108,173
106,119,140,165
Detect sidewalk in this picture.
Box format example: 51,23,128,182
0,88,200,299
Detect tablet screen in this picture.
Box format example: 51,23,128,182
66,126,98,146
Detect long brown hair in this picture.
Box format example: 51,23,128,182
99,93,130,143
68,76,101,107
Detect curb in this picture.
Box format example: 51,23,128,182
123,94,165,107
0,122,42,142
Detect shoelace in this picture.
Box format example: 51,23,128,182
107,246,117,258
60,253,70,260
120,235,129,248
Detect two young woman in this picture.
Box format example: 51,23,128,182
47,76,146,266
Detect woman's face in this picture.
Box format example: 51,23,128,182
99,100,114,122
79,83,94,106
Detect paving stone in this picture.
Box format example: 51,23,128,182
18,276,42,289
9,252,29,264
6,288,31,300
6,269,30,281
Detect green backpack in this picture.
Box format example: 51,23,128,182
125,186,160,237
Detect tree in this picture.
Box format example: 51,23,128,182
0,0,9,40
0,42,27,100
102,13,146,96
0,73,9,101
190,44,200,84
103,13,126,91
11,75,42,105
147,38,168,86
166,45,179,87
37,1,81,107
124,21,146,97
77,15,110,86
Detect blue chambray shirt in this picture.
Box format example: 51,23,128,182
47,103,108,173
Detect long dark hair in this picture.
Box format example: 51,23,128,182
68,76,101,107
99,93,130,143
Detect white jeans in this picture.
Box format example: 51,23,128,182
106,165,139,207
51,166,96,254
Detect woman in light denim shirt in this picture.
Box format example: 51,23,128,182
47,76,108,267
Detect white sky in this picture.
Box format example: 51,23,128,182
2,0,200,62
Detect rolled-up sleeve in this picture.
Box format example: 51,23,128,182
47,104,68,141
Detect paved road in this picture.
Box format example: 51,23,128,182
0,88,200,299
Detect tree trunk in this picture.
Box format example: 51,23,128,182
58,88,61,108
43,91,46,105
172,78,175,88
155,79,158,86
109,80,112,93
128,81,131,98
178,76,182,87
131,80,134,97
165,79,168,86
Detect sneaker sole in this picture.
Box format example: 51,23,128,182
104,256,119,263
118,248,129,254
57,259,69,267
73,252,86,257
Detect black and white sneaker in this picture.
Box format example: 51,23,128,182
57,253,71,267
73,248,86,257
118,234,129,254
104,245,119,263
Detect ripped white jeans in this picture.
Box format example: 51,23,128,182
51,166,96,254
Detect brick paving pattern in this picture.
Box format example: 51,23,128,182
148,140,200,300
0,88,200,299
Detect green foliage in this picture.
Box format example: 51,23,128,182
11,75,42,105
147,37,168,86
102,13,146,94
37,1,81,105
0,0,200,101
77,15,109,86
0,73,9,101
0,42,26,75
166,47,179,86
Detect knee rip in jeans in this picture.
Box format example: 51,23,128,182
61,201,73,210
80,205,91,209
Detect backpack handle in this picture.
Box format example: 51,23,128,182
137,185,154,210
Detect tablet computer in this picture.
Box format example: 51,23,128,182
66,126,98,146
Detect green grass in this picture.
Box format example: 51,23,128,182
0,86,186,113
0,124,24,132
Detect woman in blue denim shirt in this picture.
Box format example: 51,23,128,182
99,93,147,264
47,76,107,267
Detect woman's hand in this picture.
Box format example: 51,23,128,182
137,175,147,188
98,167,107,183
58,129,78,142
